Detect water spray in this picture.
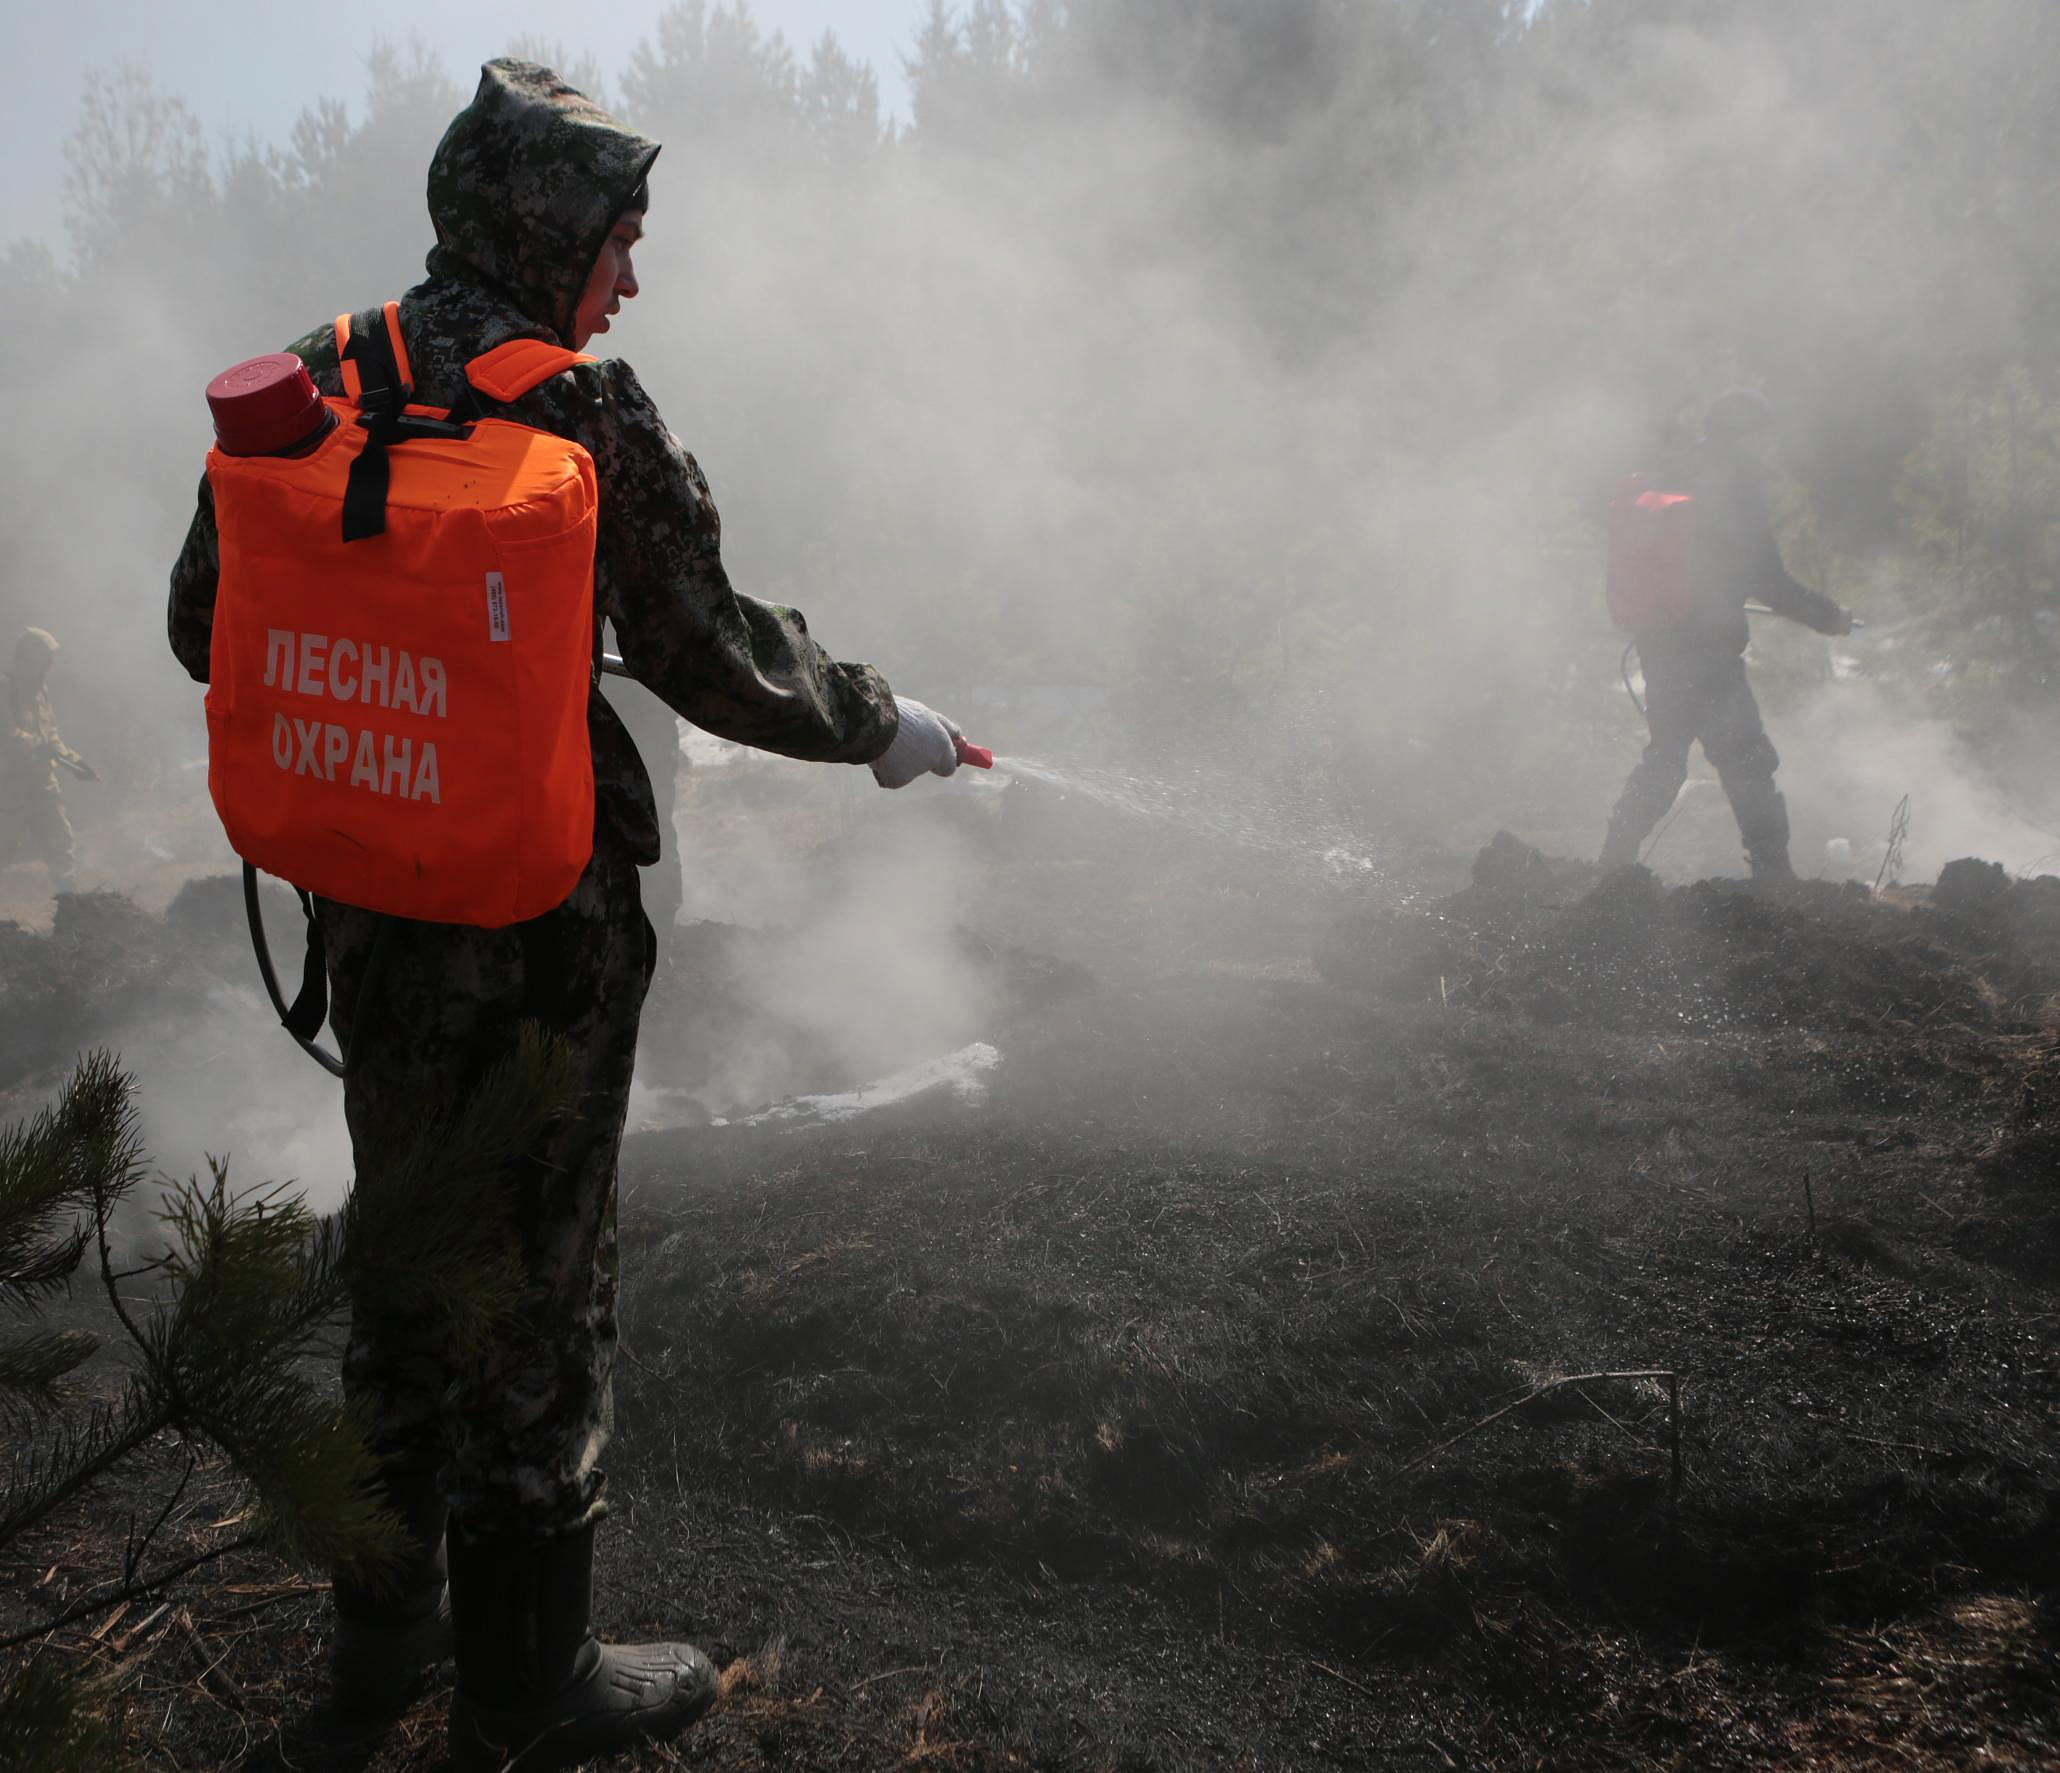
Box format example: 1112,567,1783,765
596,656,1378,876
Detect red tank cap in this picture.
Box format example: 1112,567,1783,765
207,354,327,456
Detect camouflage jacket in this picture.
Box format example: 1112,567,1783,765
3,674,75,794
1641,443,1845,659
167,60,898,860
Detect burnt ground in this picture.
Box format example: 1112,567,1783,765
4,781,2060,1771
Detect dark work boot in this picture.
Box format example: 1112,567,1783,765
1598,817,1643,872
1739,789,1796,884
446,1520,716,1771
330,1465,452,1717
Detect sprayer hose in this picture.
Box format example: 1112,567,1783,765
1620,642,1645,718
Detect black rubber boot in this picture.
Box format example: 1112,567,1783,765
1598,820,1643,871
446,1520,716,1771
1739,789,1796,884
330,1465,451,1717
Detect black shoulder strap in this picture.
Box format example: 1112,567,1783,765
335,302,472,543
339,306,404,544
337,303,412,415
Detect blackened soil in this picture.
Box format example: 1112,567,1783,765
8,821,2060,1770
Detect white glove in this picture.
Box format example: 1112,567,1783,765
870,697,963,789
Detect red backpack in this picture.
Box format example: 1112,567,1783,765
1605,473,1696,634
206,303,600,929
202,301,600,1076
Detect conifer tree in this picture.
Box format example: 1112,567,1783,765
0,1031,573,1766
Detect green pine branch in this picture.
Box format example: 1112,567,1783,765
0,1655,117,1773
0,1049,142,1312
2,1026,579,1757
0,1383,166,1547
343,1021,577,1357
0,1327,99,1430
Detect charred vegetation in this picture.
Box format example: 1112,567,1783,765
6,813,2057,1769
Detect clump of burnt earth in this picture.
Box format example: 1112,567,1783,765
0,886,238,1095
0,874,310,1136
1318,831,2060,1038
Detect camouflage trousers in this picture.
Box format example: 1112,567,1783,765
1605,641,1790,875
0,779,75,890
318,839,654,1537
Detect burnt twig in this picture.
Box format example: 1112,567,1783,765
1668,1372,1682,1491
1310,1658,1381,1701
1872,794,1912,895
1400,1369,1685,1492
0,1531,263,1650
124,1450,197,1588
178,1609,250,1713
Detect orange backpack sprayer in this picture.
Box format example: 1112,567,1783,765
1605,472,1697,637
1604,471,1699,719
203,304,598,1073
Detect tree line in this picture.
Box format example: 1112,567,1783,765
2,0,2053,774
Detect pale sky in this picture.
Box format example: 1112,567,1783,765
8,0,920,256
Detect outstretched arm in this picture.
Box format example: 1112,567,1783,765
585,361,899,764
1742,484,1849,635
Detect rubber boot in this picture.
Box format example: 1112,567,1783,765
1739,790,1796,885
330,1465,452,1717
1598,817,1643,872
446,1520,716,1771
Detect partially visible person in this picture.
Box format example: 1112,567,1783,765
1,627,97,896
168,58,966,1773
1600,391,1852,881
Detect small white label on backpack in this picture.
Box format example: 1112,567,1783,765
485,572,510,642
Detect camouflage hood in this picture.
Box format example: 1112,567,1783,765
424,60,660,345
13,627,57,679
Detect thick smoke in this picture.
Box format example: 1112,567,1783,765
0,3,2054,1180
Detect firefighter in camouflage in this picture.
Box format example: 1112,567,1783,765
168,58,966,1769
2,628,95,895
1600,391,1853,881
